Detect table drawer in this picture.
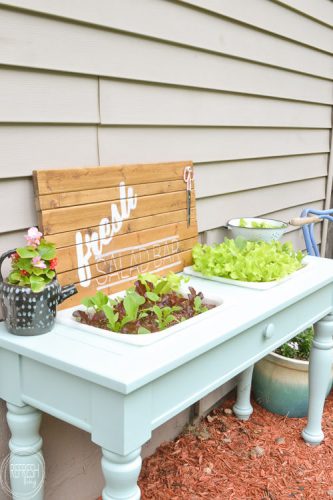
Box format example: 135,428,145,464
151,284,333,427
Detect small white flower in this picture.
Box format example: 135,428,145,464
287,341,299,351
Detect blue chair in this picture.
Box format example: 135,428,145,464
301,208,333,257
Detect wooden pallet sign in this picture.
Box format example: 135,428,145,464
33,161,198,308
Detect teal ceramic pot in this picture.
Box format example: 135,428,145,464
252,352,333,418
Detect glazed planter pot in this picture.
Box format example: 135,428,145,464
0,249,77,336
252,351,333,417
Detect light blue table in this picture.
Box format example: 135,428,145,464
1,256,333,500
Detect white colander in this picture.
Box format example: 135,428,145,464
227,218,288,242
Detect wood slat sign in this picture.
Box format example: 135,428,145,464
33,161,198,308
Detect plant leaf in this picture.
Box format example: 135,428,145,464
102,305,119,331
93,291,109,310
123,292,145,321
38,241,56,260
165,314,176,324
123,294,137,321
152,305,162,321
131,292,146,306
19,275,30,286
82,297,95,308
82,291,108,311
32,267,45,275
138,326,151,335
29,274,45,293
17,247,38,259
7,271,21,283
146,291,160,302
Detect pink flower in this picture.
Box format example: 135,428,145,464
25,227,43,246
32,255,47,269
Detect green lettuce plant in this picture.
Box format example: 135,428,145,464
74,273,213,335
192,237,303,282
239,218,285,229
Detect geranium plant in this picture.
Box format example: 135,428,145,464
7,227,58,293
73,273,215,335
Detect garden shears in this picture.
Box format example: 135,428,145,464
183,166,194,227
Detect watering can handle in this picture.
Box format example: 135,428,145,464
0,249,16,283
289,216,322,227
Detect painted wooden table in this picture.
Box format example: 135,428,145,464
1,256,333,500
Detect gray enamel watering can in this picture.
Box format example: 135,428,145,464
0,249,78,336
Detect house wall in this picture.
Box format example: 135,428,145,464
0,1,332,498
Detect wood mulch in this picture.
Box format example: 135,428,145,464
97,393,333,499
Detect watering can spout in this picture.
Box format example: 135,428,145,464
58,284,78,304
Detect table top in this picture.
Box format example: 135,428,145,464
1,256,333,394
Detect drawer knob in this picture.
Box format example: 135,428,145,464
264,323,275,339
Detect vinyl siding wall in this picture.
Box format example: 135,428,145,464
0,1,332,499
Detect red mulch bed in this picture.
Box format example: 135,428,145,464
98,393,333,499
140,394,333,499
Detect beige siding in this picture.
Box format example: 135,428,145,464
0,8,332,104
0,178,36,233
0,2,333,498
273,0,333,26
182,0,333,53
0,68,99,123
98,128,330,164
0,126,99,177
2,0,332,72
99,80,331,127
197,177,326,232
194,155,328,199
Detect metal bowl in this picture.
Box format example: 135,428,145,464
227,217,288,242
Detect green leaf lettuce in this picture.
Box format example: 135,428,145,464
192,238,303,282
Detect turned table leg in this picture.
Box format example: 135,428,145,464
233,365,254,420
6,403,44,500
101,447,141,500
302,313,333,445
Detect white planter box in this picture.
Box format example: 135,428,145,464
57,285,227,347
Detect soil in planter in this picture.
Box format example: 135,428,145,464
73,278,215,335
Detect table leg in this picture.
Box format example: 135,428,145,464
302,313,333,445
101,447,141,500
6,403,45,500
233,365,254,420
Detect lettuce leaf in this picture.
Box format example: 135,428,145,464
192,237,303,282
